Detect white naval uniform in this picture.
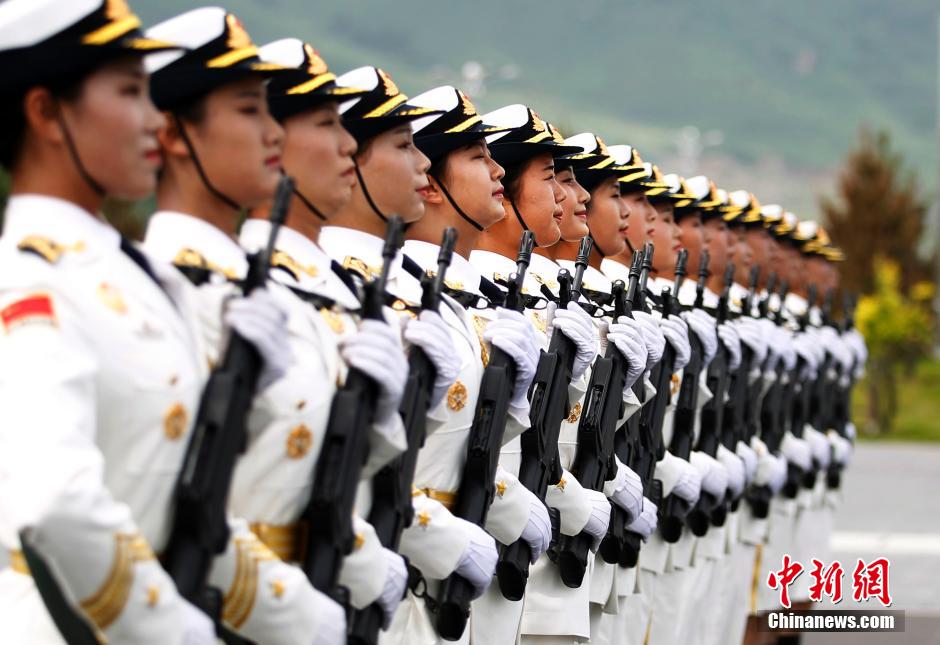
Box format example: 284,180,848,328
0,196,209,644
471,250,595,644
316,227,501,645
144,211,370,643
239,220,411,614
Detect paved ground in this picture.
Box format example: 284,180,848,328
802,442,940,644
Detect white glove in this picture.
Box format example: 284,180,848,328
793,332,819,375
454,522,498,599
683,309,719,366
376,548,408,628
660,314,692,371
690,451,729,499
828,430,852,466
340,319,407,428
672,462,702,506
632,310,666,369
311,592,347,645
717,322,742,370
780,432,812,472
180,600,216,645
776,327,797,372
582,489,612,550
483,308,540,408
818,326,852,374
520,498,552,564
845,421,857,442
844,329,867,378
734,317,768,364
604,461,643,523
717,445,746,498
753,450,778,488
626,497,658,540
224,287,292,390
736,439,758,484
804,427,832,468
403,310,461,410
546,301,598,380
604,316,649,393
757,318,782,371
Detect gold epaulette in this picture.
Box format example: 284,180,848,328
272,250,318,280
17,236,84,263
173,247,239,280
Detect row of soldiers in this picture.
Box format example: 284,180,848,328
0,1,867,644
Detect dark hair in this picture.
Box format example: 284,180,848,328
501,156,538,203
0,74,86,170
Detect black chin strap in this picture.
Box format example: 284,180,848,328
292,186,327,221
173,115,241,212
56,109,105,198
509,199,531,232
430,172,484,232
588,234,611,259
353,158,388,222
625,238,636,254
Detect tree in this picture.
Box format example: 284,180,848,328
856,258,934,434
820,128,932,295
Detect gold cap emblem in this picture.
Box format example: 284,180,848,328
225,14,252,50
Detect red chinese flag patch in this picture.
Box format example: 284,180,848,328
1,293,56,331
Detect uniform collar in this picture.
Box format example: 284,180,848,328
557,262,612,294
402,239,483,296
2,194,121,254
600,257,631,284
145,210,248,279
239,222,360,309
468,249,517,280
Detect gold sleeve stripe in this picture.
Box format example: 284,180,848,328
221,535,278,629
80,532,155,631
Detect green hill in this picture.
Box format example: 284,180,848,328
135,1,939,217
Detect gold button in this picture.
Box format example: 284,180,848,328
555,477,567,491
163,403,188,441
496,480,508,498
271,580,286,598
296,399,306,411
353,533,365,550
286,425,313,459
447,380,468,411
168,374,179,387
417,510,432,528
146,585,160,608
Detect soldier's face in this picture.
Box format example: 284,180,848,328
511,153,564,247
745,227,772,280
58,57,166,200
650,201,681,274
731,226,753,283
702,217,730,273
430,140,505,229
586,175,628,257
281,102,357,219
620,189,650,251
174,76,285,209
355,124,431,223
676,211,705,274
555,167,591,242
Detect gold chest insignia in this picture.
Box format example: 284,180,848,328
532,272,559,291
447,380,468,411
495,480,508,498
270,580,286,599
567,401,582,424
320,309,346,334
273,250,318,279
555,477,567,491
416,510,432,528
97,282,127,314
353,532,365,550
671,373,681,396
342,256,380,280
163,402,188,441
286,424,313,459
146,584,160,608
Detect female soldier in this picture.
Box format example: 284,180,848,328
0,1,217,643
469,106,612,645
405,85,552,644
317,67,502,645
142,8,387,643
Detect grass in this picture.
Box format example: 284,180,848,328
852,358,940,442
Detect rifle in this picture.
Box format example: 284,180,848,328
597,251,644,566
782,284,818,498
556,255,640,584
162,175,294,630
496,236,592,599
758,273,778,318
435,231,535,639
300,216,404,602
661,250,708,542
617,243,660,567
693,251,710,309
687,262,735,532
349,227,457,645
